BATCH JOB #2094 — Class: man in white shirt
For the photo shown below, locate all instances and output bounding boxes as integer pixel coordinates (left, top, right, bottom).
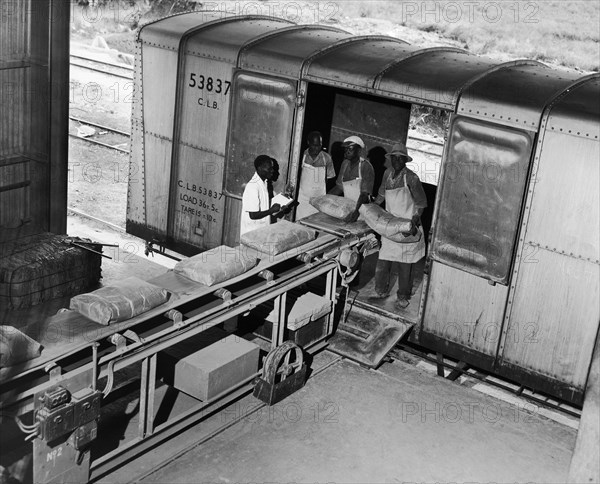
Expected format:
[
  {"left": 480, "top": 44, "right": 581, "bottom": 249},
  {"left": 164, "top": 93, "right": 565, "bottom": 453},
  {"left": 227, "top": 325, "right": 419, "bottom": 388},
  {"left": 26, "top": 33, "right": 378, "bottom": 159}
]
[{"left": 240, "top": 155, "right": 282, "bottom": 236}]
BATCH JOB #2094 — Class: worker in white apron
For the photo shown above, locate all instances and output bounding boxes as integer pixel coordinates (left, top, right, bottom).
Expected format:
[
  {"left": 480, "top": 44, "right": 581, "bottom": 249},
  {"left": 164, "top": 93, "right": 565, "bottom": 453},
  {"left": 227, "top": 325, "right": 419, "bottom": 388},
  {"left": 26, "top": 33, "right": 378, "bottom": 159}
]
[
  {"left": 296, "top": 131, "right": 336, "bottom": 219},
  {"left": 329, "top": 135, "right": 375, "bottom": 221},
  {"left": 371, "top": 143, "right": 427, "bottom": 309}
]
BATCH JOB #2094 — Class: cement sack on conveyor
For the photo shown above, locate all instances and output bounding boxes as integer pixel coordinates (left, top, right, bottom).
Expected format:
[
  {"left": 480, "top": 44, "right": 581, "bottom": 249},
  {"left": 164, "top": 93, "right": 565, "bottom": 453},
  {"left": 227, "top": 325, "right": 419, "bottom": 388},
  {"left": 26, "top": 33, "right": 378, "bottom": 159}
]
[
  {"left": 174, "top": 245, "right": 258, "bottom": 286},
  {"left": 69, "top": 277, "right": 169, "bottom": 325},
  {"left": 240, "top": 220, "right": 316, "bottom": 256},
  {"left": 359, "top": 204, "right": 420, "bottom": 243},
  {"left": 0, "top": 233, "right": 101, "bottom": 309},
  {"left": 0, "top": 326, "right": 42, "bottom": 368},
  {"left": 309, "top": 194, "right": 356, "bottom": 220}
]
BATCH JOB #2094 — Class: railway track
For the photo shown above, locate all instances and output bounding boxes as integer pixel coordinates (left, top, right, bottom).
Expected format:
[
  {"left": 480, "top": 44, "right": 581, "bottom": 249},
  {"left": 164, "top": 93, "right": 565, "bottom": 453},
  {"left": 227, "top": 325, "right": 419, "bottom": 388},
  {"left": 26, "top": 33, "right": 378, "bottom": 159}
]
[
  {"left": 70, "top": 53, "right": 133, "bottom": 80},
  {"left": 69, "top": 115, "right": 130, "bottom": 153}
]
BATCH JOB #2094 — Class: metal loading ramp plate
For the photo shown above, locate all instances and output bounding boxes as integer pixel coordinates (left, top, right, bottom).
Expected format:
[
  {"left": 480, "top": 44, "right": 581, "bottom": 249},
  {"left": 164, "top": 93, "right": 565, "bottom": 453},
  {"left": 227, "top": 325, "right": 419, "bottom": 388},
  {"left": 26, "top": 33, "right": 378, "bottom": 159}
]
[{"left": 328, "top": 302, "right": 412, "bottom": 368}]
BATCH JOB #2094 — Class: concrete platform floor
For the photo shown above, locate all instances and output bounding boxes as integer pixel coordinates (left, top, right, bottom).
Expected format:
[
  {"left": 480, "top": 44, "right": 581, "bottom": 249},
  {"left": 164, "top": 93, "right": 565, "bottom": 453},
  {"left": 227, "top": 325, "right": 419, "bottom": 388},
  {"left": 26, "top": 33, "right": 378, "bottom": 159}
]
[{"left": 102, "top": 354, "right": 577, "bottom": 484}]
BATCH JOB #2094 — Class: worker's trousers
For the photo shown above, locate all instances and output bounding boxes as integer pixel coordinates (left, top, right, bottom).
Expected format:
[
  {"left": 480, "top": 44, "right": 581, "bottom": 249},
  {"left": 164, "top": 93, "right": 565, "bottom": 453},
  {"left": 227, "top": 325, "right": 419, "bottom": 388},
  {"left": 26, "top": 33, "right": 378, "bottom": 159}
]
[{"left": 374, "top": 259, "right": 414, "bottom": 299}]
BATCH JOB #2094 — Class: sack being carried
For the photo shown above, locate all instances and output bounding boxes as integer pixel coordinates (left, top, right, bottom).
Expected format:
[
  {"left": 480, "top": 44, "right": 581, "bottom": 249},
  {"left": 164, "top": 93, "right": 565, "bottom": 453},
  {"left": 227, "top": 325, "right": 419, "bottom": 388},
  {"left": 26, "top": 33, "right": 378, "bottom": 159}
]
[
  {"left": 309, "top": 195, "right": 356, "bottom": 220},
  {"left": 359, "top": 204, "right": 421, "bottom": 243}
]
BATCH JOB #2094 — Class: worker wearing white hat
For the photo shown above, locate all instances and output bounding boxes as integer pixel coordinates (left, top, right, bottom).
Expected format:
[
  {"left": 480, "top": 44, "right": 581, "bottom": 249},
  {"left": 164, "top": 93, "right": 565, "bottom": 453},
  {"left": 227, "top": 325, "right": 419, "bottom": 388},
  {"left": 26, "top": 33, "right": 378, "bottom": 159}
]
[
  {"left": 370, "top": 142, "right": 427, "bottom": 310},
  {"left": 329, "top": 135, "right": 375, "bottom": 221}
]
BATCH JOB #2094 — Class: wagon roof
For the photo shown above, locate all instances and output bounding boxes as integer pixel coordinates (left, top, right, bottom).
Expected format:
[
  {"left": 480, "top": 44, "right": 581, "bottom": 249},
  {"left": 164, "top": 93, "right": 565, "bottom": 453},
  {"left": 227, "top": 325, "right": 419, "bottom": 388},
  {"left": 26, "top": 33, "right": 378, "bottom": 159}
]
[
  {"left": 139, "top": 13, "right": 592, "bottom": 129},
  {"left": 545, "top": 74, "right": 600, "bottom": 140},
  {"left": 138, "top": 12, "right": 293, "bottom": 52}
]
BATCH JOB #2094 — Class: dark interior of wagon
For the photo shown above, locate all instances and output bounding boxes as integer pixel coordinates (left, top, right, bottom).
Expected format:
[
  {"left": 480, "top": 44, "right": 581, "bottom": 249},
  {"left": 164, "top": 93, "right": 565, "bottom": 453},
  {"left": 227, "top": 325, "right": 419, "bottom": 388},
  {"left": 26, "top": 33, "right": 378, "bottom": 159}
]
[{"left": 298, "top": 83, "right": 447, "bottom": 321}]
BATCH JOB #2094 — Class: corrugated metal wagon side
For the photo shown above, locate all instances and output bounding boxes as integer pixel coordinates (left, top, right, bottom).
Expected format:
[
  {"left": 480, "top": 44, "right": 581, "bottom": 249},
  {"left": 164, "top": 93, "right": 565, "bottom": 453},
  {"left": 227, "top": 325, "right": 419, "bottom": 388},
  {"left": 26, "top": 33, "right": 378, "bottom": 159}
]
[
  {"left": 423, "top": 64, "right": 598, "bottom": 403},
  {"left": 126, "top": 13, "right": 296, "bottom": 253},
  {"left": 498, "top": 75, "right": 600, "bottom": 400}
]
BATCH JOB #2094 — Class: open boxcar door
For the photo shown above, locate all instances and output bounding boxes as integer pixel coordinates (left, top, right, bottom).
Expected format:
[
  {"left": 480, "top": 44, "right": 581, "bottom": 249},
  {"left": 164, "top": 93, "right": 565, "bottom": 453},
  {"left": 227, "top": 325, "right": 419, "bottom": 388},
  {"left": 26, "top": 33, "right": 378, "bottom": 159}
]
[{"left": 222, "top": 72, "right": 298, "bottom": 246}]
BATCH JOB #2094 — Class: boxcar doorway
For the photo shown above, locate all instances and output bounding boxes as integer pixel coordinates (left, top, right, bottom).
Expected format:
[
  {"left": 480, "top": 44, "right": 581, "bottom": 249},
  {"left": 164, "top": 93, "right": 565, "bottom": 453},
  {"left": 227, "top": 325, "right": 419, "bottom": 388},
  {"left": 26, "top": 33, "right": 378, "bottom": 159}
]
[{"left": 299, "top": 83, "right": 445, "bottom": 323}]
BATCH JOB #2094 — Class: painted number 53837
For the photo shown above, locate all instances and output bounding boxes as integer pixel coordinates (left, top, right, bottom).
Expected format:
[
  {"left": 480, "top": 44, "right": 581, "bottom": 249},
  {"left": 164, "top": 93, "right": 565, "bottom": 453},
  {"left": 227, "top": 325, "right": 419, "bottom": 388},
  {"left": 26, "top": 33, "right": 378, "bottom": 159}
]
[{"left": 189, "top": 73, "right": 231, "bottom": 95}]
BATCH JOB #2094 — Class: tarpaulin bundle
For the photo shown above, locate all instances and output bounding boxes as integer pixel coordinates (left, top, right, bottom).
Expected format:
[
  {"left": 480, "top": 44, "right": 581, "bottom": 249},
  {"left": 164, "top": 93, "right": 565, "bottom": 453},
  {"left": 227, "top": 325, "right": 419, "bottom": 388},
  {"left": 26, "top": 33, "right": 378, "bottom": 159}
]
[{"left": 0, "top": 233, "right": 102, "bottom": 309}]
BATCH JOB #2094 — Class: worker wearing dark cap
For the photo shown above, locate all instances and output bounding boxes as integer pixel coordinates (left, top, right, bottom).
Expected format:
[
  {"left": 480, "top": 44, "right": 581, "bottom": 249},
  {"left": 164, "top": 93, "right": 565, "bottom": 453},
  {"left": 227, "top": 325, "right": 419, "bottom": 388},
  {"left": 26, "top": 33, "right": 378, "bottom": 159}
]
[
  {"left": 371, "top": 142, "right": 427, "bottom": 309},
  {"left": 329, "top": 135, "right": 375, "bottom": 221}
]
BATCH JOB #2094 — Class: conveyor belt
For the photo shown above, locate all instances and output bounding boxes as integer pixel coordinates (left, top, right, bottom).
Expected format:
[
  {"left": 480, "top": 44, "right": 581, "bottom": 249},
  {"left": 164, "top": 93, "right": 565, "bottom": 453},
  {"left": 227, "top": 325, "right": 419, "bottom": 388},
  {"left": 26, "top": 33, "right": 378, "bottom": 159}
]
[
  {"left": 0, "top": 234, "right": 340, "bottom": 388},
  {"left": 0, "top": 224, "right": 379, "bottom": 484}
]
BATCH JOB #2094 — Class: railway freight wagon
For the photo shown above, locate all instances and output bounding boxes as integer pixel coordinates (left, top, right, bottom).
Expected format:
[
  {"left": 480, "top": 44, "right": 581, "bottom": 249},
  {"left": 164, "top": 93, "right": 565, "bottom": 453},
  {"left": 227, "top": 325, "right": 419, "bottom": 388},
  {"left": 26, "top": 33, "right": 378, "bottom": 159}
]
[{"left": 128, "top": 11, "right": 600, "bottom": 405}]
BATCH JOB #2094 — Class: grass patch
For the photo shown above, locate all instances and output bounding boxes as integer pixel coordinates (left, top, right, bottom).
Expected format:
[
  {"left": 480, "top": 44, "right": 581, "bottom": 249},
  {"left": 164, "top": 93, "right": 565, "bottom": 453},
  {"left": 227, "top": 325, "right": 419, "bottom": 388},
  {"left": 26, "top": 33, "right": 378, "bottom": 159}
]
[
  {"left": 71, "top": 1, "right": 599, "bottom": 71},
  {"left": 334, "top": 0, "right": 599, "bottom": 71}
]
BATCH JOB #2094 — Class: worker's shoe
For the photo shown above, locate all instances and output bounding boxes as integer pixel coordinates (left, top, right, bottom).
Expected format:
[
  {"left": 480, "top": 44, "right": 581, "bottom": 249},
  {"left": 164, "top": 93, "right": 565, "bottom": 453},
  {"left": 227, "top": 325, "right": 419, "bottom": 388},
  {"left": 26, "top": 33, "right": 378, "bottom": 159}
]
[
  {"left": 369, "top": 291, "right": 389, "bottom": 300},
  {"left": 395, "top": 297, "right": 410, "bottom": 309}
]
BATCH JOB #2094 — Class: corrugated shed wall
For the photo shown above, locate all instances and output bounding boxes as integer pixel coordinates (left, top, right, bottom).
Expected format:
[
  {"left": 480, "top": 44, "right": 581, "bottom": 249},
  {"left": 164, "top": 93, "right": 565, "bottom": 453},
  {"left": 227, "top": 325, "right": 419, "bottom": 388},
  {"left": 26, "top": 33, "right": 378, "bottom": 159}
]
[{"left": 0, "top": 0, "right": 30, "bottom": 159}]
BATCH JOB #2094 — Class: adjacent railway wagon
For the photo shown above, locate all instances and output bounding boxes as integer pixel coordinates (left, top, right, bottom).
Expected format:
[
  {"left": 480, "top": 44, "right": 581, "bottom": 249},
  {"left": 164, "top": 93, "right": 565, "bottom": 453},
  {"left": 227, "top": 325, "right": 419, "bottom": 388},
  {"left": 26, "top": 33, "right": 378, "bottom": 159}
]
[{"left": 128, "top": 12, "right": 600, "bottom": 404}]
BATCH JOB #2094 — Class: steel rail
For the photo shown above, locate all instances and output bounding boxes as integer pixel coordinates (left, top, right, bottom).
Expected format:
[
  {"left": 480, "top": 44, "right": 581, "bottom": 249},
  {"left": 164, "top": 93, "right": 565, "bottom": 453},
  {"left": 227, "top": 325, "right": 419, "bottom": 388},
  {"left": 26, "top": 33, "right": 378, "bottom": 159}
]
[
  {"left": 69, "top": 116, "right": 130, "bottom": 137},
  {"left": 68, "top": 132, "right": 129, "bottom": 154},
  {"left": 67, "top": 207, "right": 126, "bottom": 233},
  {"left": 408, "top": 133, "right": 445, "bottom": 147},
  {"left": 70, "top": 53, "right": 133, "bottom": 71},
  {"left": 70, "top": 60, "right": 133, "bottom": 80},
  {"left": 406, "top": 144, "right": 443, "bottom": 158},
  {"left": 393, "top": 344, "right": 582, "bottom": 418}
]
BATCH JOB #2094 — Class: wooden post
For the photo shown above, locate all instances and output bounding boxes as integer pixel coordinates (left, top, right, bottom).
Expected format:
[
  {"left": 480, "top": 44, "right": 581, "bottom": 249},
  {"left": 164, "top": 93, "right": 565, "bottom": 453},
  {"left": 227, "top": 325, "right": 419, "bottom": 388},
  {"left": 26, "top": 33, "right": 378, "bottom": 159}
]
[
  {"left": 568, "top": 330, "right": 600, "bottom": 483},
  {"left": 48, "top": 0, "right": 70, "bottom": 235}
]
